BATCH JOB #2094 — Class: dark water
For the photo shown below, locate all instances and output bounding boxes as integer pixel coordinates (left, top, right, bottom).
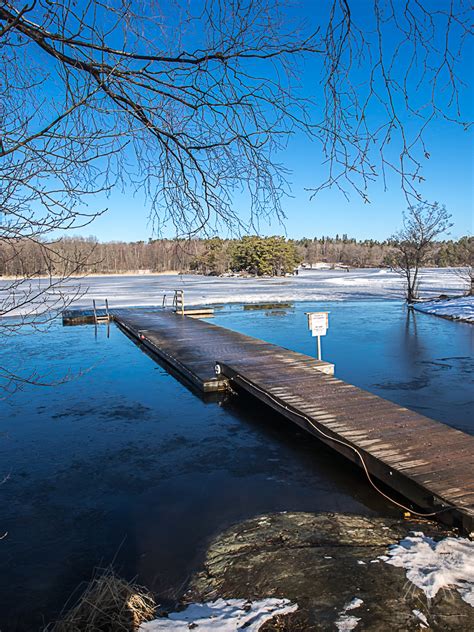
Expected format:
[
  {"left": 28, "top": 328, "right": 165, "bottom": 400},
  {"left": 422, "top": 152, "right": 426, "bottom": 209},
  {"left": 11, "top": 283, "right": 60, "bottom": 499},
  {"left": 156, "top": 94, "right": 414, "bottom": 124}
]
[
  {"left": 213, "top": 301, "right": 474, "bottom": 433},
  {"left": 0, "top": 301, "right": 472, "bottom": 630}
]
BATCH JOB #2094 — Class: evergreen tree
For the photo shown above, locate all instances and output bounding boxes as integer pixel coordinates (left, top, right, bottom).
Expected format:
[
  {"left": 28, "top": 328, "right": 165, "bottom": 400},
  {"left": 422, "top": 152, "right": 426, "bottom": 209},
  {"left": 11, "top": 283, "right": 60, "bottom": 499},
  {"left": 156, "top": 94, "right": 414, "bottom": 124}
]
[{"left": 230, "top": 236, "right": 301, "bottom": 276}]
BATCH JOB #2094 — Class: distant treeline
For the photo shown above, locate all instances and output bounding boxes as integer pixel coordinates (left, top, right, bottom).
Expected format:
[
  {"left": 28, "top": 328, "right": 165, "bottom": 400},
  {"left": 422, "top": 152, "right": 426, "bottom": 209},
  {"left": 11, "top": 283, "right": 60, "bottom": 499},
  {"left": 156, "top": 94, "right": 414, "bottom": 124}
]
[{"left": 0, "top": 234, "right": 472, "bottom": 277}]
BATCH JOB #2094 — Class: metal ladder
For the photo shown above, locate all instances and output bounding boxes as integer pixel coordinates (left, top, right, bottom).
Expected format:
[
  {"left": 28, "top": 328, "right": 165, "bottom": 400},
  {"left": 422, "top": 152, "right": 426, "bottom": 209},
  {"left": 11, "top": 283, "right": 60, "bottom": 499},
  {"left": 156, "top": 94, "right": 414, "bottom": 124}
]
[
  {"left": 92, "top": 299, "right": 110, "bottom": 323},
  {"left": 172, "top": 290, "right": 184, "bottom": 315}
]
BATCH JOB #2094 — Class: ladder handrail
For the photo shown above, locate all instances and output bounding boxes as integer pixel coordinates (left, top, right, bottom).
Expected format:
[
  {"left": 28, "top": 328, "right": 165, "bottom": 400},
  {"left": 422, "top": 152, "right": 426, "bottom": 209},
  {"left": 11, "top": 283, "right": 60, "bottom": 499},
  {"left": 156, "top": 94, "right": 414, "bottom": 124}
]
[
  {"left": 173, "top": 289, "right": 184, "bottom": 315},
  {"left": 93, "top": 299, "right": 110, "bottom": 323}
]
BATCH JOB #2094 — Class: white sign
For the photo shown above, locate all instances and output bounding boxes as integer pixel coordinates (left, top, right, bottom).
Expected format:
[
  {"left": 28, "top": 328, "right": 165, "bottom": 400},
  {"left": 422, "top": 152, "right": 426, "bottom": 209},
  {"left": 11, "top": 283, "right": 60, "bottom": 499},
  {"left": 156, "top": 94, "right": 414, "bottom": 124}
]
[{"left": 307, "top": 312, "right": 329, "bottom": 337}]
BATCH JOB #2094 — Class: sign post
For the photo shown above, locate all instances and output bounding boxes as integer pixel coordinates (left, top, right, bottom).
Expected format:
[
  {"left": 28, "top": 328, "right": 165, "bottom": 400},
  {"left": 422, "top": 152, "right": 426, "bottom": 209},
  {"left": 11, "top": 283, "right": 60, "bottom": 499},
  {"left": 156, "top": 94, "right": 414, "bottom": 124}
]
[{"left": 305, "top": 312, "right": 329, "bottom": 360}]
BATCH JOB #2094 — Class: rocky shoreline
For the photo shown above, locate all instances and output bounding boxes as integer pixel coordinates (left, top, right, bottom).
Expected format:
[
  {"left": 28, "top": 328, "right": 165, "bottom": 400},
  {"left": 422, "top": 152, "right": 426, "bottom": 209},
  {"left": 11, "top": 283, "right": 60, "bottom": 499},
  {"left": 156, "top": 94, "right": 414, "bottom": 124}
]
[{"left": 182, "top": 512, "right": 472, "bottom": 631}]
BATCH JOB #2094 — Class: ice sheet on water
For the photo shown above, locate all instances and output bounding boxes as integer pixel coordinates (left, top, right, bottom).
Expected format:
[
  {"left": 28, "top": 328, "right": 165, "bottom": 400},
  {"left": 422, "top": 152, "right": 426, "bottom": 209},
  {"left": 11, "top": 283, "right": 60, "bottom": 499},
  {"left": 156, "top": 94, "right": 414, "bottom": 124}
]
[
  {"left": 413, "top": 296, "right": 474, "bottom": 323},
  {"left": 0, "top": 268, "right": 466, "bottom": 316}
]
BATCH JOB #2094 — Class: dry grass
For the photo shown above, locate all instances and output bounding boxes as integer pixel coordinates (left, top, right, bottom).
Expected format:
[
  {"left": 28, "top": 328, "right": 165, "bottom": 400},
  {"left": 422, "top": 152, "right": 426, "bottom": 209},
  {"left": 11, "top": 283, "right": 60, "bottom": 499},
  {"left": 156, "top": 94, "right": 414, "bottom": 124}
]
[{"left": 47, "top": 569, "right": 156, "bottom": 632}]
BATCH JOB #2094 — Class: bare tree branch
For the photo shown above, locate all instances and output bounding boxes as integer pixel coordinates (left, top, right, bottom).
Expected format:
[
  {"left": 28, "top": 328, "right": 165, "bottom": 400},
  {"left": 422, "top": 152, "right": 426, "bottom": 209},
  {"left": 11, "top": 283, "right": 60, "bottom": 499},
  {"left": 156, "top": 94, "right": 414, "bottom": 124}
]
[
  {"left": 387, "top": 202, "right": 453, "bottom": 302},
  {"left": 0, "top": 0, "right": 471, "bottom": 390}
]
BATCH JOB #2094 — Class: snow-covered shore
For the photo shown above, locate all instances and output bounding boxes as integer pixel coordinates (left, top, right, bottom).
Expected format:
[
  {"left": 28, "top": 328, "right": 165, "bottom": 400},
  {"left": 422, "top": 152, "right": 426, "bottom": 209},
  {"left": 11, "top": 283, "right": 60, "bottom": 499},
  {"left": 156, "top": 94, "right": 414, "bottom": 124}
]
[
  {"left": 138, "top": 525, "right": 474, "bottom": 631},
  {"left": 0, "top": 268, "right": 468, "bottom": 317},
  {"left": 413, "top": 296, "right": 474, "bottom": 323}
]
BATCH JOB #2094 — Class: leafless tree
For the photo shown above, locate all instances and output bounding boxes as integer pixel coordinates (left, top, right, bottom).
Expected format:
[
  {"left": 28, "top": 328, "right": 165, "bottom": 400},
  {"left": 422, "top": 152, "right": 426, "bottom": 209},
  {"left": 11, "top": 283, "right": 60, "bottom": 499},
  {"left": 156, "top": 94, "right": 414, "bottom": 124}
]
[
  {"left": 454, "top": 237, "right": 474, "bottom": 295},
  {"left": 311, "top": 0, "right": 472, "bottom": 204},
  {"left": 388, "top": 202, "right": 452, "bottom": 302},
  {"left": 459, "top": 267, "right": 474, "bottom": 296},
  {"left": 0, "top": 0, "right": 471, "bottom": 389},
  {"left": 0, "top": 0, "right": 319, "bottom": 389}
]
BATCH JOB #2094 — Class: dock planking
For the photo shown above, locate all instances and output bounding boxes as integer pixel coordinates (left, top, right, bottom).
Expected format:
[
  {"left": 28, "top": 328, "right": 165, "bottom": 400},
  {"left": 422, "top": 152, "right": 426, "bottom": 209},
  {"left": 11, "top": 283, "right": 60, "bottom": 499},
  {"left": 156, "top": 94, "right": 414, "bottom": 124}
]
[
  {"left": 112, "top": 308, "right": 335, "bottom": 390},
  {"left": 66, "top": 307, "right": 474, "bottom": 533}
]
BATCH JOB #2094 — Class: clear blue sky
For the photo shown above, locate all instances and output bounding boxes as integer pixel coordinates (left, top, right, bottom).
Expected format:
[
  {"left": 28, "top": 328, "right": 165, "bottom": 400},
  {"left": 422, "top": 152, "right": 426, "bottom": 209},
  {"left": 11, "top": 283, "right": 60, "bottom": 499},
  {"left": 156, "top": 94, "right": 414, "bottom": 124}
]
[{"left": 73, "top": 1, "right": 473, "bottom": 243}]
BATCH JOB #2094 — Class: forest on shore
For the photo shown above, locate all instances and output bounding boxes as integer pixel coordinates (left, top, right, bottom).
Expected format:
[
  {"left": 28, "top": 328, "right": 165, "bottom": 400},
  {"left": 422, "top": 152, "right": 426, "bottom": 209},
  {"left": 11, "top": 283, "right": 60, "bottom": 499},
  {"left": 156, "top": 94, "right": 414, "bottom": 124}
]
[{"left": 0, "top": 234, "right": 472, "bottom": 278}]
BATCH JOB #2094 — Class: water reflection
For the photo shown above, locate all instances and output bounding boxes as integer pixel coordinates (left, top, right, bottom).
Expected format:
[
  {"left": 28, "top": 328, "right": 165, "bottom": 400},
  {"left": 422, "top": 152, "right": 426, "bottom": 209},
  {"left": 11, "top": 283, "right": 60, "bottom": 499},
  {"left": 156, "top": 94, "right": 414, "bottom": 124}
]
[
  {"left": 213, "top": 300, "right": 473, "bottom": 433},
  {"left": 0, "top": 301, "right": 472, "bottom": 629}
]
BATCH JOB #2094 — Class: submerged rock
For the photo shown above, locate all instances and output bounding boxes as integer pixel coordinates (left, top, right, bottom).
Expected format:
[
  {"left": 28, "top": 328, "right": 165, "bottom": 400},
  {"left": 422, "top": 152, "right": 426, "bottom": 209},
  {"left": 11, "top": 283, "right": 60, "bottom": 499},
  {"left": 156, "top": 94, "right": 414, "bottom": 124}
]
[{"left": 184, "top": 512, "right": 472, "bottom": 631}]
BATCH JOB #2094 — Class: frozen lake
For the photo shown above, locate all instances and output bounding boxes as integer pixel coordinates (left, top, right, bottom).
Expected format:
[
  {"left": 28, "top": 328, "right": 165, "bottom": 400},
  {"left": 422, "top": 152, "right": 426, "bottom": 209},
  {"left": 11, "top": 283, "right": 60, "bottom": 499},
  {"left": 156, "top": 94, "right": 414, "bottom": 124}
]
[
  {"left": 0, "top": 298, "right": 472, "bottom": 629},
  {"left": 0, "top": 267, "right": 467, "bottom": 316}
]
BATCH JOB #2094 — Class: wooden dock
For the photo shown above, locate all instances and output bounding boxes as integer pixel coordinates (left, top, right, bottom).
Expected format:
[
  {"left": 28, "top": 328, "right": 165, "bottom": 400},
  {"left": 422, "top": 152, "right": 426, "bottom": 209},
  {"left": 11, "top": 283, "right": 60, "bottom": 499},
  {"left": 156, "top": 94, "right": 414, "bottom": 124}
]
[
  {"left": 112, "top": 308, "right": 334, "bottom": 392},
  {"left": 65, "top": 307, "right": 474, "bottom": 533}
]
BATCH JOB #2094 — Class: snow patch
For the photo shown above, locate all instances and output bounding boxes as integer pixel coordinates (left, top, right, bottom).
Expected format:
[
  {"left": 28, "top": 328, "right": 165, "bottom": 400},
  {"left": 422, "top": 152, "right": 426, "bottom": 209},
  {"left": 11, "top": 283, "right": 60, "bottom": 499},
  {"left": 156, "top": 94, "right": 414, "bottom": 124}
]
[
  {"left": 344, "top": 598, "right": 364, "bottom": 611},
  {"left": 412, "top": 609, "right": 429, "bottom": 628},
  {"left": 413, "top": 296, "right": 474, "bottom": 323},
  {"left": 335, "top": 597, "right": 363, "bottom": 631},
  {"left": 378, "top": 532, "right": 474, "bottom": 605},
  {"left": 139, "top": 598, "right": 298, "bottom": 631},
  {"left": 335, "top": 615, "right": 360, "bottom": 632}
]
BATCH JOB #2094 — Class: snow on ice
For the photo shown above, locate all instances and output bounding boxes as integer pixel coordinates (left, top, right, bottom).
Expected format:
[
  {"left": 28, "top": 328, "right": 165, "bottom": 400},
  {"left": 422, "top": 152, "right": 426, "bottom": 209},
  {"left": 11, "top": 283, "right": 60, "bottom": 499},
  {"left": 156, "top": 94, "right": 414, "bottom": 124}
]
[
  {"left": 413, "top": 296, "right": 474, "bottom": 323},
  {"left": 0, "top": 268, "right": 467, "bottom": 316}
]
